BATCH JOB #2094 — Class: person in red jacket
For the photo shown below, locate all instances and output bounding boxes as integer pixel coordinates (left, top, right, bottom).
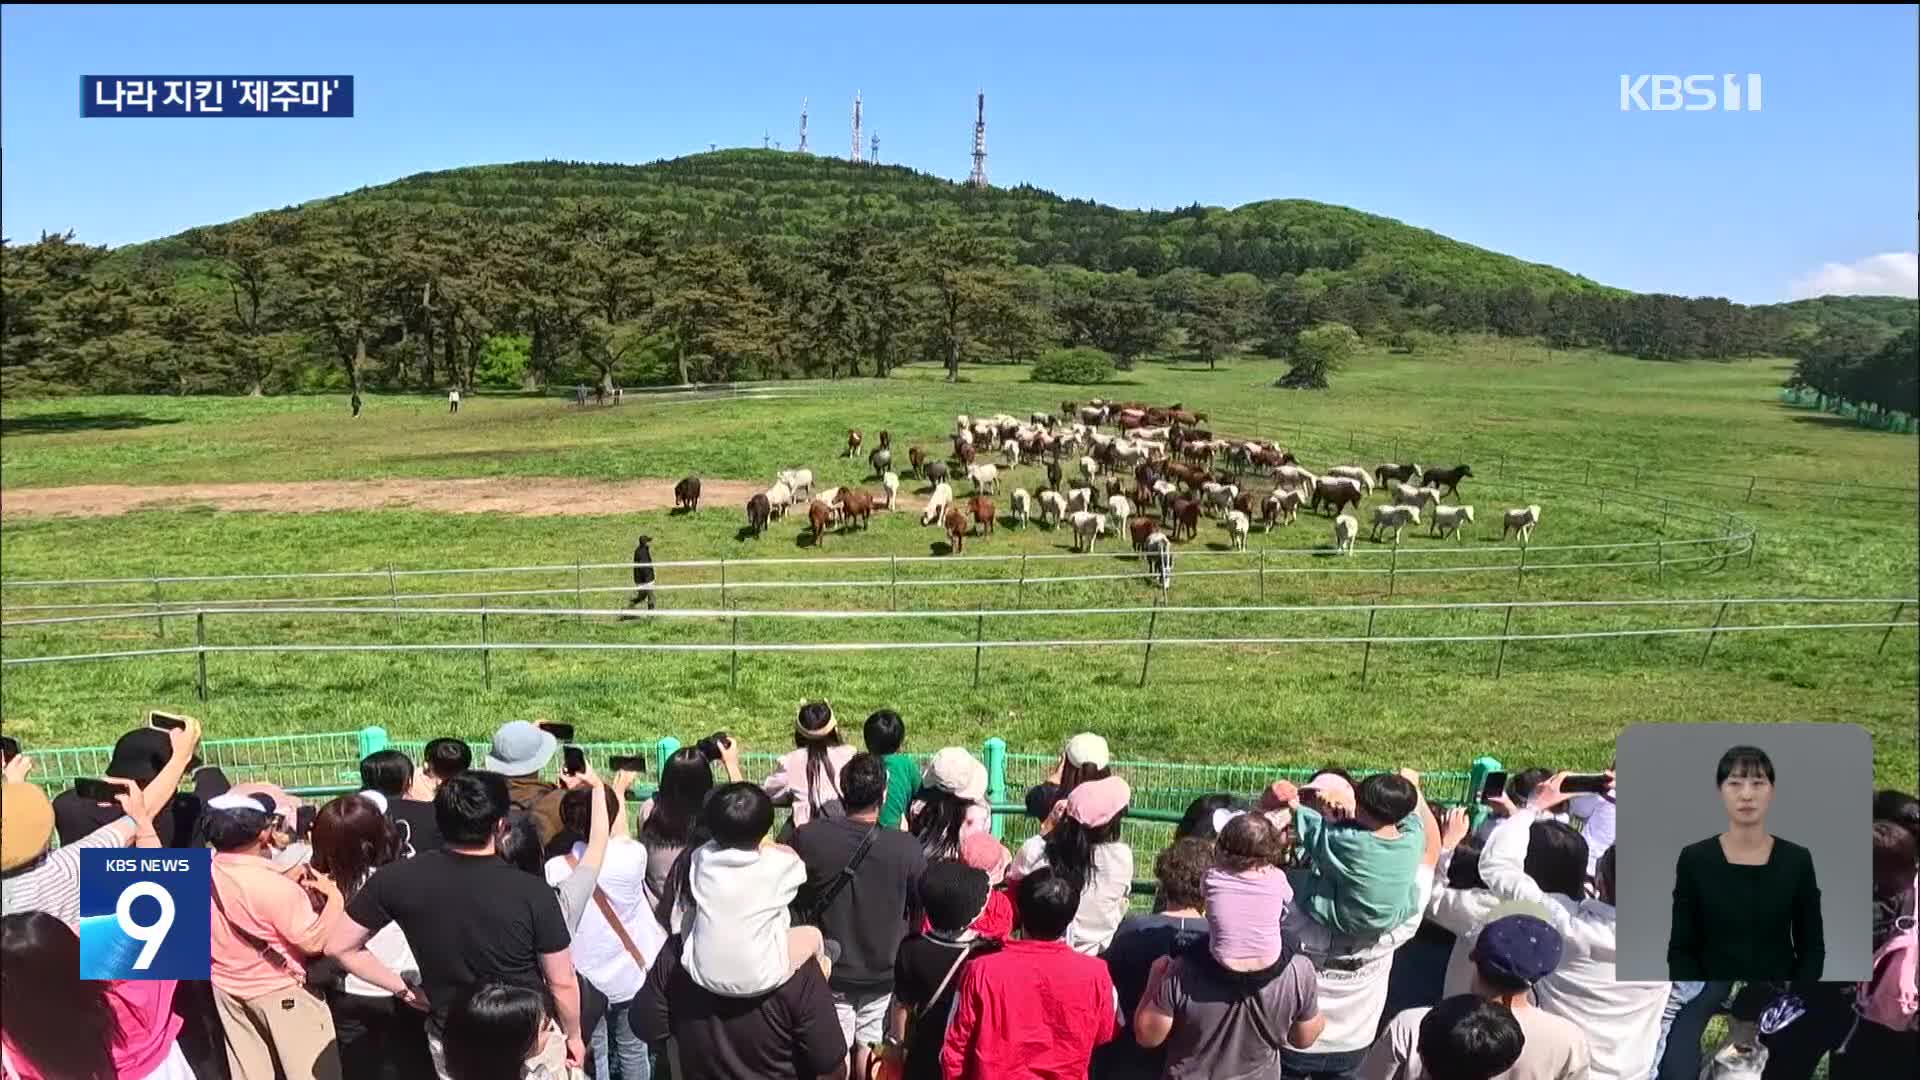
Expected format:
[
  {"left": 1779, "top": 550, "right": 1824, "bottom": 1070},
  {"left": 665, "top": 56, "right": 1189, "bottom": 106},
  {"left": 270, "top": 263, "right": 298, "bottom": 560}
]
[{"left": 939, "top": 868, "right": 1119, "bottom": 1080}]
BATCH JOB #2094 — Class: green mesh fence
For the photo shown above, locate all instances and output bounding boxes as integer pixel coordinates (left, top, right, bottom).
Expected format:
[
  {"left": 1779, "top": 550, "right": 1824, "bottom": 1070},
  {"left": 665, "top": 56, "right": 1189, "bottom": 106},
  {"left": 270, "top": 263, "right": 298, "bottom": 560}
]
[{"left": 21, "top": 728, "right": 1492, "bottom": 895}]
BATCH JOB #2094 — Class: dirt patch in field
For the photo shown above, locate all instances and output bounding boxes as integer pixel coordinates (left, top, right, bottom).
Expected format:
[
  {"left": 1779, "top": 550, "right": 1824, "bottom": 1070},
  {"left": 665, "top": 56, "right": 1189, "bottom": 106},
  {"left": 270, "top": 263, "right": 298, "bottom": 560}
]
[{"left": 0, "top": 478, "right": 919, "bottom": 519}]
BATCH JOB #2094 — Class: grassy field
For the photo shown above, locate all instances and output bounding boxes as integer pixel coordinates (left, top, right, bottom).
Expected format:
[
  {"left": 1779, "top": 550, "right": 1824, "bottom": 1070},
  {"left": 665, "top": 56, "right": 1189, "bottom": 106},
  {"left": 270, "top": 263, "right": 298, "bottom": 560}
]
[{"left": 2, "top": 341, "right": 1915, "bottom": 787}]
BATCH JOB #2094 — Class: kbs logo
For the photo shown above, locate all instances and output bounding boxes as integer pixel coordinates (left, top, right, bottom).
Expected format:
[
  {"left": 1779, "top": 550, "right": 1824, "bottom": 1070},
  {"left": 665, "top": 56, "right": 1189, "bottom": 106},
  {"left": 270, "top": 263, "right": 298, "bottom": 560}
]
[
  {"left": 78, "top": 849, "right": 211, "bottom": 979},
  {"left": 1620, "top": 74, "right": 1763, "bottom": 112}
]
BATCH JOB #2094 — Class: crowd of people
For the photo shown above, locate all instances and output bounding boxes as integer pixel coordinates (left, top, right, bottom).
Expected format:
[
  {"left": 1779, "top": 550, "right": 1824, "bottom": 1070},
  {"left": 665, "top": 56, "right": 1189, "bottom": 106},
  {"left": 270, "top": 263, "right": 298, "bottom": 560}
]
[{"left": 0, "top": 711, "right": 1915, "bottom": 1080}]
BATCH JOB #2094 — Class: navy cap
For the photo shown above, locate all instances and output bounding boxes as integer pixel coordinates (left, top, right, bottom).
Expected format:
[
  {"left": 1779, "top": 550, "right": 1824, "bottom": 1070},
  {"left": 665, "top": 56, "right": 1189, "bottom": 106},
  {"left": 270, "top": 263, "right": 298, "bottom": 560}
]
[{"left": 1475, "top": 913, "right": 1564, "bottom": 985}]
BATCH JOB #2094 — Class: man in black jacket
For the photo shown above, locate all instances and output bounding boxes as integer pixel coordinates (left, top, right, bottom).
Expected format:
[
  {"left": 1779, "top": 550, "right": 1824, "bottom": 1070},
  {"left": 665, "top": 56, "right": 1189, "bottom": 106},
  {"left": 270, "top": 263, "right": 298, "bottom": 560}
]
[{"left": 627, "top": 535, "right": 656, "bottom": 611}]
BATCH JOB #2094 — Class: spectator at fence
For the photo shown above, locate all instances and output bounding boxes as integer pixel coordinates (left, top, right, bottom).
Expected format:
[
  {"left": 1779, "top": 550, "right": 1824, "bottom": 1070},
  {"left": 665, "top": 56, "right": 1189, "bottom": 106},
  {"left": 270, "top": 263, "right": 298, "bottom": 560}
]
[
  {"left": 1007, "top": 776, "right": 1134, "bottom": 955},
  {"left": 1821, "top": 816, "right": 1920, "bottom": 1079},
  {"left": 2, "top": 718, "right": 198, "bottom": 926},
  {"left": 793, "top": 752, "right": 928, "bottom": 1077},
  {"left": 309, "top": 793, "right": 433, "bottom": 1080},
  {"left": 907, "top": 748, "right": 991, "bottom": 860},
  {"left": 362, "top": 750, "right": 442, "bottom": 856},
  {"left": 1480, "top": 774, "right": 1664, "bottom": 1080},
  {"left": 1406, "top": 995, "right": 1526, "bottom": 1080},
  {"left": 544, "top": 777, "right": 658, "bottom": 1080},
  {"left": 328, "top": 771, "right": 585, "bottom": 1077},
  {"left": 1206, "top": 812, "right": 1294, "bottom": 972},
  {"left": 1278, "top": 771, "right": 1427, "bottom": 938},
  {"left": 1430, "top": 812, "right": 1587, "bottom": 1000},
  {"left": 940, "top": 868, "right": 1118, "bottom": 1079},
  {"left": 1094, "top": 837, "right": 1213, "bottom": 1080},
  {"left": 1361, "top": 910, "right": 1588, "bottom": 1080},
  {"left": 206, "top": 792, "right": 347, "bottom": 1080},
  {"left": 765, "top": 702, "right": 856, "bottom": 831},
  {"left": 885, "top": 862, "right": 1001, "bottom": 1080},
  {"left": 906, "top": 831, "right": 1015, "bottom": 944},
  {"left": 53, "top": 722, "right": 225, "bottom": 849},
  {"left": 864, "top": 710, "right": 919, "bottom": 830},
  {"left": 423, "top": 739, "right": 472, "bottom": 784},
  {"left": 681, "top": 782, "right": 826, "bottom": 998},
  {"left": 629, "top": 930, "right": 848, "bottom": 1080},
  {"left": 483, "top": 722, "right": 569, "bottom": 851},
  {"left": 1277, "top": 770, "right": 1441, "bottom": 1080},
  {"left": 1132, "top": 846, "right": 1324, "bottom": 1078},
  {"left": 1564, "top": 765, "right": 1615, "bottom": 879},
  {"left": 639, "top": 746, "right": 721, "bottom": 934},
  {"left": 1175, "top": 794, "right": 1245, "bottom": 842},
  {"left": 1, "top": 910, "right": 197, "bottom": 1080},
  {"left": 440, "top": 983, "right": 576, "bottom": 1080}
]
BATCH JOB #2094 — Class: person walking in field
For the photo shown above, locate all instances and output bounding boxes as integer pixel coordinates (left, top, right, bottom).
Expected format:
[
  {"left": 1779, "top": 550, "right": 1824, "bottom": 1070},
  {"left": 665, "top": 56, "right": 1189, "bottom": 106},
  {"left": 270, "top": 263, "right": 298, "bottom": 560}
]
[
  {"left": 627, "top": 536, "right": 656, "bottom": 612},
  {"left": 448, "top": 388, "right": 460, "bottom": 414},
  {"left": 352, "top": 392, "right": 363, "bottom": 418}
]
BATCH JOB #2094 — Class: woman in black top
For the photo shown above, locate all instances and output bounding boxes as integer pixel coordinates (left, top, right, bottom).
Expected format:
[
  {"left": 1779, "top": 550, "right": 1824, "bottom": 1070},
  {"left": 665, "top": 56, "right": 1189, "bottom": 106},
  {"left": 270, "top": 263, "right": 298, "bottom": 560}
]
[{"left": 1668, "top": 745, "right": 1824, "bottom": 981}]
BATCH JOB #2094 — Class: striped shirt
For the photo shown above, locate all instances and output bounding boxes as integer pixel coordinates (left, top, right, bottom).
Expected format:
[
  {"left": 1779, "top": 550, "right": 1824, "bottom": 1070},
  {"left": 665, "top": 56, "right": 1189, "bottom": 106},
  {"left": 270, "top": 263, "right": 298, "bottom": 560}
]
[{"left": 0, "top": 817, "right": 136, "bottom": 927}]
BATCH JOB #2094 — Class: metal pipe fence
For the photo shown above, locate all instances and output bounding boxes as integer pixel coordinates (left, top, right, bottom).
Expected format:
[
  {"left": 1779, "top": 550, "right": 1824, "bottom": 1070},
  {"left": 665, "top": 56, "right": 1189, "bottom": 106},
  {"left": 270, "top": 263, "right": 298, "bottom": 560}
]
[{"left": 3, "top": 596, "right": 1911, "bottom": 697}]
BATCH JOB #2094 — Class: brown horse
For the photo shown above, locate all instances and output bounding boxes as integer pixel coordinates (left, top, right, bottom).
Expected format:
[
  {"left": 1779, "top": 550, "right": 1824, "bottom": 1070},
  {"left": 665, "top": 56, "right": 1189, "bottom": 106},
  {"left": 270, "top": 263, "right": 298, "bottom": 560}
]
[
  {"left": 845, "top": 429, "right": 863, "bottom": 458},
  {"left": 970, "top": 495, "right": 996, "bottom": 536},
  {"left": 808, "top": 500, "right": 832, "bottom": 546},
  {"left": 908, "top": 446, "right": 927, "bottom": 478},
  {"left": 1171, "top": 498, "right": 1202, "bottom": 542},
  {"left": 836, "top": 489, "right": 875, "bottom": 530},
  {"left": 943, "top": 508, "right": 969, "bottom": 554}
]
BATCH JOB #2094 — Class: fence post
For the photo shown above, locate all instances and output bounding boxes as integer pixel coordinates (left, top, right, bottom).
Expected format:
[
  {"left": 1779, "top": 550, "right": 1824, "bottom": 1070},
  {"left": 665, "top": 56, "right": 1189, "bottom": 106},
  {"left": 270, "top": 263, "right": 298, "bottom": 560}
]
[
  {"left": 357, "top": 726, "right": 390, "bottom": 759},
  {"left": 729, "top": 617, "right": 740, "bottom": 689},
  {"left": 653, "top": 736, "right": 681, "bottom": 775},
  {"left": 1360, "top": 606, "right": 1378, "bottom": 684},
  {"left": 719, "top": 559, "right": 728, "bottom": 611},
  {"left": 1516, "top": 542, "right": 1527, "bottom": 584},
  {"left": 1258, "top": 549, "right": 1267, "bottom": 602},
  {"left": 1467, "top": 756, "right": 1503, "bottom": 830},
  {"left": 1017, "top": 554, "right": 1028, "bottom": 610},
  {"left": 972, "top": 611, "right": 986, "bottom": 689},
  {"left": 1879, "top": 602, "right": 1909, "bottom": 656},
  {"left": 1745, "top": 476, "right": 1757, "bottom": 503},
  {"left": 1494, "top": 604, "right": 1515, "bottom": 679},
  {"left": 574, "top": 561, "right": 583, "bottom": 622},
  {"left": 1746, "top": 530, "right": 1757, "bottom": 569},
  {"left": 983, "top": 737, "right": 1008, "bottom": 840},
  {"left": 1138, "top": 606, "right": 1160, "bottom": 688},
  {"left": 1389, "top": 544, "right": 1399, "bottom": 597},
  {"left": 1700, "top": 601, "right": 1731, "bottom": 666},
  {"left": 889, "top": 557, "right": 898, "bottom": 612},
  {"left": 1657, "top": 541, "right": 1665, "bottom": 583},
  {"left": 480, "top": 601, "right": 491, "bottom": 691},
  {"left": 151, "top": 578, "right": 165, "bottom": 638},
  {"left": 388, "top": 565, "right": 398, "bottom": 625},
  {"left": 194, "top": 611, "right": 208, "bottom": 703}
]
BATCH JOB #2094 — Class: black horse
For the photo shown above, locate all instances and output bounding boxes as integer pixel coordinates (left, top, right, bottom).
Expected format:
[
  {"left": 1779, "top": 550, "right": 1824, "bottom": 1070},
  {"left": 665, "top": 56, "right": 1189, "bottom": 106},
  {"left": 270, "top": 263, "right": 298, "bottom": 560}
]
[{"left": 1417, "top": 464, "right": 1474, "bottom": 501}]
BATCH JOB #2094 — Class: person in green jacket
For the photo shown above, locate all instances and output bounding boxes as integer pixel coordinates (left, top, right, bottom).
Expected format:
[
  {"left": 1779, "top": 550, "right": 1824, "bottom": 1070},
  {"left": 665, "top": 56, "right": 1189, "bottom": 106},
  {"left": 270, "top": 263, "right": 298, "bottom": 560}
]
[{"left": 865, "top": 710, "right": 920, "bottom": 831}]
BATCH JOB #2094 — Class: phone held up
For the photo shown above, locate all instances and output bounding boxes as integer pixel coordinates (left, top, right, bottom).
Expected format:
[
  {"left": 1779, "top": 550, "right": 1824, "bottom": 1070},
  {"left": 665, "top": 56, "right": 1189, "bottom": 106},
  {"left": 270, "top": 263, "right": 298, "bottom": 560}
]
[
  {"left": 147, "top": 710, "right": 189, "bottom": 731},
  {"left": 1477, "top": 771, "right": 1508, "bottom": 804},
  {"left": 73, "top": 777, "right": 120, "bottom": 802},
  {"left": 608, "top": 755, "right": 648, "bottom": 774}
]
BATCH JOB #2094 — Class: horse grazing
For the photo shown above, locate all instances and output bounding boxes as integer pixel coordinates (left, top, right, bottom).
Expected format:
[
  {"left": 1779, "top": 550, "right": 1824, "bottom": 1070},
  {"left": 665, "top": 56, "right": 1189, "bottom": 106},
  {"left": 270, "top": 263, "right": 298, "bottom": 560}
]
[
  {"left": 868, "top": 447, "right": 892, "bottom": 479},
  {"left": 673, "top": 475, "right": 702, "bottom": 512},
  {"left": 877, "top": 429, "right": 892, "bottom": 452},
  {"left": 1418, "top": 464, "right": 1473, "bottom": 500},
  {"left": 955, "top": 442, "right": 977, "bottom": 468},
  {"left": 1046, "top": 459, "right": 1064, "bottom": 491},
  {"left": 808, "top": 500, "right": 833, "bottom": 546},
  {"left": 944, "top": 508, "right": 970, "bottom": 553},
  {"left": 908, "top": 446, "right": 927, "bottom": 478},
  {"left": 746, "top": 493, "right": 771, "bottom": 537},
  {"left": 845, "top": 429, "right": 863, "bottom": 458},
  {"left": 923, "top": 460, "right": 950, "bottom": 487},
  {"left": 1128, "top": 515, "right": 1159, "bottom": 551},
  {"left": 969, "top": 495, "right": 996, "bottom": 537}
]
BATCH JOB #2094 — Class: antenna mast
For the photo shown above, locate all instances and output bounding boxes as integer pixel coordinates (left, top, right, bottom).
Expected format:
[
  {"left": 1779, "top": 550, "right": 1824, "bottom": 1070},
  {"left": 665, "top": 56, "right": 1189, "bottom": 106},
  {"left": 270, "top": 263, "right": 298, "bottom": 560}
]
[
  {"left": 851, "top": 91, "right": 863, "bottom": 162},
  {"left": 968, "top": 89, "right": 988, "bottom": 188},
  {"left": 798, "top": 97, "right": 810, "bottom": 154}
]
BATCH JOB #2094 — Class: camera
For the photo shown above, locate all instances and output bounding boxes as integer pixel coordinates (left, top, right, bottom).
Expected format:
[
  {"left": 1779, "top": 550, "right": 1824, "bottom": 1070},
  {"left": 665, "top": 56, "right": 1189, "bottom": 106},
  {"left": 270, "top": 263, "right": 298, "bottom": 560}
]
[{"left": 695, "top": 731, "right": 732, "bottom": 762}]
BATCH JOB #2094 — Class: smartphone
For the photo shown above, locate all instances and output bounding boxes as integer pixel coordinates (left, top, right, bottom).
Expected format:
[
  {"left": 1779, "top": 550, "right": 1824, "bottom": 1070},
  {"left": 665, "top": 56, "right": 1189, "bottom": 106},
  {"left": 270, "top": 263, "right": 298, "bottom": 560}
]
[
  {"left": 562, "top": 746, "right": 586, "bottom": 775},
  {"left": 608, "top": 755, "right": 648, "bottom": 774},
  {"left": 539, "top": 722, "right": 575, "bottom": 743},
  {"left": 1561, "top": 773, "right": 1612, "bottom": 796},
  {"left": 147, "top": 711, "right": 189, "bottom": 731},
  {"left": 73, "top": 777, "right": 120, "bottom": 802},
  {"left": 1477, "top": 771, "right": 1508, "bottom": 803}
]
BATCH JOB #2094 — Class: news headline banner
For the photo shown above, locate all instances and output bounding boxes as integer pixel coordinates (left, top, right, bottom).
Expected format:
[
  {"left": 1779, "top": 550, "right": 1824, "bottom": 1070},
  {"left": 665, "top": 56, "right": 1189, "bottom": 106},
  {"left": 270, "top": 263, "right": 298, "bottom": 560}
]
[
  {"left": 82, "top": 77, "right": 352, "bottom": 117},
  {"left": 78, "top": 849, "right": 211, "bottom": 979}
]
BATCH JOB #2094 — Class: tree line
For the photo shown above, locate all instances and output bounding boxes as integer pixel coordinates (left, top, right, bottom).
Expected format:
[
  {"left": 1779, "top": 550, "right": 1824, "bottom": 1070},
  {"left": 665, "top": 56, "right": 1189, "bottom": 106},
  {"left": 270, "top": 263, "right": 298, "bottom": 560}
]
[{"left": 2, "top": 191, "right": 1908, "bottom": 400}]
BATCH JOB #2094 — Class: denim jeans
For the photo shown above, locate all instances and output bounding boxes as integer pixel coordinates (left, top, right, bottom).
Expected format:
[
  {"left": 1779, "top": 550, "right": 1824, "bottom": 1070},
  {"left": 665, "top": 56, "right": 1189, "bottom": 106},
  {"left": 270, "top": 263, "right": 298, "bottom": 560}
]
[
  {"left": 589, "top": 1000, "right": 652, "bottom": 1080},
  {"left": 1280, "top": 1045, "right": 1369, "bottom": 1080},
  {"left": 1654, "top": 981, "right": 1731, "bottom": 1080}
]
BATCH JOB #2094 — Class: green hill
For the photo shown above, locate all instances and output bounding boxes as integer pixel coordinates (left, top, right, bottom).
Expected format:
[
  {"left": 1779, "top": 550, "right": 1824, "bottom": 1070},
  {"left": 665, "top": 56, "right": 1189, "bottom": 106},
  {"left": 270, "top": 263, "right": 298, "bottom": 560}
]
[{"left": 120, "top": 149, "right": 1615, "bottom": 296}]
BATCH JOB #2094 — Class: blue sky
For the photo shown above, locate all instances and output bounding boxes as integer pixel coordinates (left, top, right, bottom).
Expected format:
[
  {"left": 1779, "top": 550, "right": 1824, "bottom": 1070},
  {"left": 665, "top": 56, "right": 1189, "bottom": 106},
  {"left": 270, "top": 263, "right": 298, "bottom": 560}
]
[{"left": 2, "top": 4, "right": 1914, "bottom": 305}]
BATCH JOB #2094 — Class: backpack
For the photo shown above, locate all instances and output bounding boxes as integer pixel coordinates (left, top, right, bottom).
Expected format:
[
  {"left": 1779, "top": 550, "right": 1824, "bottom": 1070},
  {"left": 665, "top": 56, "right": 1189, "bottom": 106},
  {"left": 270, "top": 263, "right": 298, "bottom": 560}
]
[{"left": 1855, "top": 874, "right": 1918, "bottom": 1032}]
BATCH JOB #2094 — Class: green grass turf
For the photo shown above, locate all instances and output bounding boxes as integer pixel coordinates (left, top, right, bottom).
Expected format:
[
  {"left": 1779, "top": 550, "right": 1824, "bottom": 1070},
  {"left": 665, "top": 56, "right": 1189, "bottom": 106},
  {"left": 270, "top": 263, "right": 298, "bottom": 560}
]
[{"left": 2, "top": 342, "right": 1915, "bottom": 787}]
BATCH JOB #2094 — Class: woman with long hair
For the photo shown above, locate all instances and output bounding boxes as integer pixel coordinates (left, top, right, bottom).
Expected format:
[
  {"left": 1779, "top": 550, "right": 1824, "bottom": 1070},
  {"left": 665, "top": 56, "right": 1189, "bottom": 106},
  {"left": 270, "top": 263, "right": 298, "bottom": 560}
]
[
  {"left": 1006, "top": 775, "right": 1134, "bottom": 955},
  {"left": 440, "top": 984, "right": 577, "bottom": 1080},
  {"left": 906, "top": 747, "right": 991, "bottom": 860},
  {"left": 310, "top": 793, "right": 433, "bottom": 1080},
  {"left": 763, "top": 701, "right": 855, "bottom": 829},
  {"left": 1, "top": 911, "right": 194, "bottom": 1079},
  {"left": 639, "top": 747, "right": 715, "bottom": 925}
]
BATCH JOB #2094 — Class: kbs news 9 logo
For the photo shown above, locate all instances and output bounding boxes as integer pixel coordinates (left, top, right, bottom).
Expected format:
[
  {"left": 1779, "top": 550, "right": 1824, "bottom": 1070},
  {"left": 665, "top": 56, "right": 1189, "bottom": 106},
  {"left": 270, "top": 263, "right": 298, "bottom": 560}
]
[{"left": 78, "top": 849, "right": 211, "bottom": 979}]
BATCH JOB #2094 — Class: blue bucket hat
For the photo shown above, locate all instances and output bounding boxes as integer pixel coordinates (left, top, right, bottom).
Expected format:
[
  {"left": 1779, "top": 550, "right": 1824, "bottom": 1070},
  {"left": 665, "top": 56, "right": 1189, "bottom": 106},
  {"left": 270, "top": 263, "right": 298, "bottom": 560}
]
[{"left": 484, "top": 721, "right": 558, "bottom": 777}]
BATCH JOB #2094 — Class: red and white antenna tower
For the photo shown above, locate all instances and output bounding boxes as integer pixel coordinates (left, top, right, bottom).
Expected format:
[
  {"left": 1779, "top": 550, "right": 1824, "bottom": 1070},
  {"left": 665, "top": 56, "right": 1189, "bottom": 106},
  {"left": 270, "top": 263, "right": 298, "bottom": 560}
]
[
  {"left": 798, "top": 97, "right": 810, "bottom": 154},
  {"left": 968, "top": 89, "right": 988, "bottom": 188}
]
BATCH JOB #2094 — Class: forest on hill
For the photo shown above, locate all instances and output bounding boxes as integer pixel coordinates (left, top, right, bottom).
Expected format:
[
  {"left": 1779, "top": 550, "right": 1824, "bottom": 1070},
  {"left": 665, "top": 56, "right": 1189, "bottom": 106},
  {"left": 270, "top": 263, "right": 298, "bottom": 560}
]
[{"left": 3, "top": 150, "right": 1913, "bottom": 419}]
